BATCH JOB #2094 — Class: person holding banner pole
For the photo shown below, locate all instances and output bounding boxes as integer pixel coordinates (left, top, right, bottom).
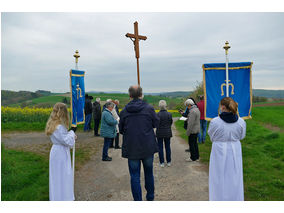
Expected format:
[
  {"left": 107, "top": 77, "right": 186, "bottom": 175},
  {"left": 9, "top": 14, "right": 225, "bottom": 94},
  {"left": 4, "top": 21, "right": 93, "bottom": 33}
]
[
  {"left": 208, "top": 97, "right": 246, "bottom": 201},
  {"left": 46, "top": 103, "right": 77, "bottom": 201}
]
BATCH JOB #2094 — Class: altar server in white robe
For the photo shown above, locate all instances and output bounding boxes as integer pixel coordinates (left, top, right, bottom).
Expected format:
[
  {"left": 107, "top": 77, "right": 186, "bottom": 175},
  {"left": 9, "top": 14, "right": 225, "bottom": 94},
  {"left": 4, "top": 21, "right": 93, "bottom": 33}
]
[
  {"left": 45, "top": 103, "right": 77, "bottom": 201},
  {"left": 208, "top": 97, "right": 246, "bottom": 201}
]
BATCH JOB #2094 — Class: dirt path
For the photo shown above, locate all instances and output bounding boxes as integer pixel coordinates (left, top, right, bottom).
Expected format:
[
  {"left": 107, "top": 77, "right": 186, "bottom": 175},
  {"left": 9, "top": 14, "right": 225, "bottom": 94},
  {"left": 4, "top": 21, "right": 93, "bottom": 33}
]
[
  {"left": 2, "top": 119, "right": 209, "bottom": 201},
  {"left": 74, "top": 119, "right": 208, "bottom": 201}
]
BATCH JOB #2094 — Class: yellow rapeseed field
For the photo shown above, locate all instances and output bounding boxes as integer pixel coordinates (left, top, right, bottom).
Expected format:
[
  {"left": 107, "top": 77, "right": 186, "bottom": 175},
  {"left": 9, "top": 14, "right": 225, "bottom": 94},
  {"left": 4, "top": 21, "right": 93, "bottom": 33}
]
[
  {"left": 1, "top": 106, "right": 179, "bottom": 123},
  {"left": 1, "top": 106, "right": 53, "bottom": 123}
]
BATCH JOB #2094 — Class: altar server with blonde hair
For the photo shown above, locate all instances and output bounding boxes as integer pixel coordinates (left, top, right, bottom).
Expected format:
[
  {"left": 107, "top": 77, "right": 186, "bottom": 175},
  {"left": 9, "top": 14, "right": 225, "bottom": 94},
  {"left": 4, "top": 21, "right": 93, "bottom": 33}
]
[
  {"left": 208, "top": 97, "right": 246, "bottom": 201},
  {"left": 45, "top": 102, "right": 77, "bottom": 201}
]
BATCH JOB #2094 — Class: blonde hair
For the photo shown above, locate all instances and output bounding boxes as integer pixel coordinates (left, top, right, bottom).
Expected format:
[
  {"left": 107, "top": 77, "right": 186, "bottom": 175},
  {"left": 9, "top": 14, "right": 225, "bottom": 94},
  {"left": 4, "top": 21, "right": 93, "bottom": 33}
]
[
  {"left": 159, "top": 100, "right": 167, "bottom": 110},
  {"left": 45, "top": 102, "right": 70, "bottom": 136},
  {"left": 220, "top": 97, "right": 238, "bottom": 114}
]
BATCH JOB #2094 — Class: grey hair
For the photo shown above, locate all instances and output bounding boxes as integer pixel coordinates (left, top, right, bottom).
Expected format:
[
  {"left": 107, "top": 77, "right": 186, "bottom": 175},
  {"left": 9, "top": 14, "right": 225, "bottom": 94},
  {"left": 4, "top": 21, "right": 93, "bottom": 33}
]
[
  {"left": 105, "top": 101, "right": 114, "bottom": 108},
  {"left": 159, "top": 100, "right": 167, "bottom": 110},
  {"left": 106, "top": 99, "right": 112, "bottom": 103},
  {"left": 115, "top": 99, "right": 119, "bottom": 104},
  {"left": 96, "top": 97, "right": 101, "bottom": 102},
  {"left": 185, "top": 99, "right": 194, "bottom": 106}
]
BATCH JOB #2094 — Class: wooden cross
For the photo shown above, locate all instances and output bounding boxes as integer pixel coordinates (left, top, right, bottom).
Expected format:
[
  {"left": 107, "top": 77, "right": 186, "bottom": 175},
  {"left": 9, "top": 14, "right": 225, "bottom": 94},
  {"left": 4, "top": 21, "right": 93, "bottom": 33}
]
[{"left": 125, "top": 21, "right": 147, "bottom": 85}]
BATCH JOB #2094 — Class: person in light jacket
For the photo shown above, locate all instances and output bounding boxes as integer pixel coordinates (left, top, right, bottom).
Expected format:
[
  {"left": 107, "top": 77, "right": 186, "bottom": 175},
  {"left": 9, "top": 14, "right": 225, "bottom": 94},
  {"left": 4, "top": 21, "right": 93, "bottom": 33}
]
[
  {"left": 208, "top": 97, "right": 246, "bottom": 201},
  {"left": 156, "top": 100, "right": 173, "bottom": 167},
  {"left": 46, "top": 102, "right": 77, "bottom": 201},
  {"left": 185, "top": 99, "right": 200, "bottom": 162},
  {"left": 100, "top": 101, "right": 118, "bottom": 161}
]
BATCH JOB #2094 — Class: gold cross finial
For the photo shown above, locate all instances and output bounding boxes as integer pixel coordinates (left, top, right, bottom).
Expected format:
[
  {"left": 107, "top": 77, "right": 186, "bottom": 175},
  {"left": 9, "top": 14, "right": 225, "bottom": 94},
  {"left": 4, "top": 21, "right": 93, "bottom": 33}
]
[
  {"left": 73, "top": 50, "right": 80, "bottom": 63},
  {"left": 223, "top": 41, "right": 231, "bottom": 55}
]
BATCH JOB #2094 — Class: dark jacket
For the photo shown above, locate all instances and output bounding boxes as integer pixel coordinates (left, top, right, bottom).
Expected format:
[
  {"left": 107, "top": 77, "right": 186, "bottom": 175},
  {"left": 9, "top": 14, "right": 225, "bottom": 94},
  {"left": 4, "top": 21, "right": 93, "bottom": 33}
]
[
  {"left": 92, "top": 101, "right": 101, "bottom": 120},
  {"left": 156, "top": 110, "right": 173, "bottom": 138},
  {"left": 119, "top": 99, "right": 160, "bottom": 160},
  {"left": 84, "top": 98, "right": 93, "bottom": 115}
]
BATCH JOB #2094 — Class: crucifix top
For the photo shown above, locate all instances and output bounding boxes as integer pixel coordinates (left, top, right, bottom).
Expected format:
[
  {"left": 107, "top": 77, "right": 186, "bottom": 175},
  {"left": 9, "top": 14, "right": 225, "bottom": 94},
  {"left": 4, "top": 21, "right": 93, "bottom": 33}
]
[{"left": 125, "top": 21, "right": 147, "bottom": 59}]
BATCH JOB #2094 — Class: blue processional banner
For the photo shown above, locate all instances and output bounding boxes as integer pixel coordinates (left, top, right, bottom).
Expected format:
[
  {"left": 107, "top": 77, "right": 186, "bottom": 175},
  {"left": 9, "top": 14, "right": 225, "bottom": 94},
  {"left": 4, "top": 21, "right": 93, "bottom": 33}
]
[
  {"left": 70, "top": 69, "right": 85, "bottom": 127},
  {"left": 203, "top": 62, "right": 253, "bottom": 120}
]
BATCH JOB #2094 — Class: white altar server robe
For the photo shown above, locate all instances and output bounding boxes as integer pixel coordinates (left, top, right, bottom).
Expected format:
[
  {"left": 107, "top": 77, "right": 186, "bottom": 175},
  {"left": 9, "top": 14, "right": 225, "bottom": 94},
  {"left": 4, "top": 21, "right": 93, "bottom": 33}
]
[
  {"left": 208, "top": 117, "right": 246, "bottom": 201},
  {"left": 49, "top": 125, "right": 76, "bottom": 201}
]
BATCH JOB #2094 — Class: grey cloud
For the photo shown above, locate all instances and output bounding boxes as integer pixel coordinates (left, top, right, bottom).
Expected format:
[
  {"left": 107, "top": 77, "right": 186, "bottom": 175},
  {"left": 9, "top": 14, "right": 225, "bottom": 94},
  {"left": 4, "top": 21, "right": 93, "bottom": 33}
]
[{"left": 1, "top": 12, "right": 284, "bottom": 93}]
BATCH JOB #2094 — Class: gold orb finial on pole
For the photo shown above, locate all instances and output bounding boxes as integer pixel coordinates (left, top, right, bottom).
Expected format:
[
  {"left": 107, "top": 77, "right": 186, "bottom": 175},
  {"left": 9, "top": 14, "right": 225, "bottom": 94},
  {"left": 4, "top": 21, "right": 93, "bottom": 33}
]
[{"left": 223, "top": 41, "right": 231, "bottom": 55}]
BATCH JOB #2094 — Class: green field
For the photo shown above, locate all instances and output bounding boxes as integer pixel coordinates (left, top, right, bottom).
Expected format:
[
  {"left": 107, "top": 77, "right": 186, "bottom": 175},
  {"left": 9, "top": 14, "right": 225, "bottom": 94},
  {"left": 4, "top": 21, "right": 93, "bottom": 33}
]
[
  {"left": 175, "top": 105, "right": 284, "bottom": 201},
  {"left": 252, "top": 106, "right": 284, "bottom": 128},
  {"left": 8, "top": 92, "right": 185, "bottom": 110},
  {"left": 1, "top": 145, "right": 49, "bottom": 201}
]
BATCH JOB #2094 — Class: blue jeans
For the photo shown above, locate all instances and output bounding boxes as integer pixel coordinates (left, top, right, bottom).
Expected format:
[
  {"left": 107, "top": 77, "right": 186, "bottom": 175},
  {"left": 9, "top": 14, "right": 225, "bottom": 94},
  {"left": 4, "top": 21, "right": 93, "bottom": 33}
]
[
  {"left": 157, "top": 138, "right": 171, "bottom": 164},
  {"left": 84, "top": 114, "right": 92, "bottom": 131},
  {"left": 198, "top": 119, "right": 207, "bottom": 143},
  {"left": 102, "top": 137, "right": 112, "bottom": 160},
  {"left": 128, "top": 156, "right": 154, "bottom": 201}
]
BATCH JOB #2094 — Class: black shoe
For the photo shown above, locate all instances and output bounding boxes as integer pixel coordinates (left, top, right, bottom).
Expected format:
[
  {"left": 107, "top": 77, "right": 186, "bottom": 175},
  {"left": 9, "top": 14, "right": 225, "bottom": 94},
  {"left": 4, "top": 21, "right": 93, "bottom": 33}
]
[
  {"left": 115, "top": 146, "right": 121, "bottom": 149},
  {"left": 185, "top": 149, "right": 190, "bottom": 152},
  {"left": 102, "top": 157, "right": 112, "bottom": 161},
  {"left": 95, "top": 134, "right": 100, "bottom": 136},
  {"left": 109, "top": 145, "right": 114, "bottom": 148}
]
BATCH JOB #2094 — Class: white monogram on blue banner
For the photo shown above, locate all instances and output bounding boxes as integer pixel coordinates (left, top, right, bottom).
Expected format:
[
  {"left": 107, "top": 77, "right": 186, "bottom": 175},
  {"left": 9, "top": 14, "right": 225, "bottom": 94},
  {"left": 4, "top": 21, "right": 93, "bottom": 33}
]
[
  {"left": 203, "top": 62, "right": 253, "bottom": 120},
  {"left": 70, "top": 69, "right": 85, "bottom": 127}
]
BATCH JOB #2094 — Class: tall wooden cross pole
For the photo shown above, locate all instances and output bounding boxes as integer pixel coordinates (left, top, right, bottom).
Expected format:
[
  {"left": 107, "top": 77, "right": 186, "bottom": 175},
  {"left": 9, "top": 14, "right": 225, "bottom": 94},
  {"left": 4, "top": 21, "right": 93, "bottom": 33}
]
[{"left": 125, "top": 21, "right": 147, "bottom": 85}]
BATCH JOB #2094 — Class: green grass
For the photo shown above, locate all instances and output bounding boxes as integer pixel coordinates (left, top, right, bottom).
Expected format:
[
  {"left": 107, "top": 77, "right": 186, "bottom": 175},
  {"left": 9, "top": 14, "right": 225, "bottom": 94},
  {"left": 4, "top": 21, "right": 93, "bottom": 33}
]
[
  {"left": 175, "top": 110, "right": 284, "bottom": 200},
  {"left": 252, "top": 106, "right": 284, "bottom": 128},
  {"left": 2, "top": 122, "right": 47, "bottom": 132},
  {"left": 1, "top": 145, "right": 49, "bottom": 201}
]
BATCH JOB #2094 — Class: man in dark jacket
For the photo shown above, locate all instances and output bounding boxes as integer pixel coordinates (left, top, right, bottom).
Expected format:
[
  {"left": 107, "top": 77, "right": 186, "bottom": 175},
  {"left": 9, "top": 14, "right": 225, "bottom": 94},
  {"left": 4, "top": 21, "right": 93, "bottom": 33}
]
[
  {"left": 119, "top": 85, "right": 159, "bottom": 201},
  {"left": 93, "top": 97, "right": 102, "bottom": 136},
  {"left": 84, "top": 94, "right": 93, "bottom": 132}
]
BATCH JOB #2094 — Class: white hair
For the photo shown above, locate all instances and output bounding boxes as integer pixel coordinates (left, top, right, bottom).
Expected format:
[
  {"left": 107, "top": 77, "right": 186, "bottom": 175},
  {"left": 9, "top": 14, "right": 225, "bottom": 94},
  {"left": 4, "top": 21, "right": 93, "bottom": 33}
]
[
  {"left": 106, "top": 99, "right": 112, "bottom": 103},
  {"left": 105, "top": 101, "right": 114, "bottom": 108},
  {"left": 185, "top": 99, "right": 194, "bottom": 106},
  {"left": 96, "top": 97, "right": 101, "bottom": 102},
  {"left": 159, "top": 100, "right": 167, "bottom": 110},
  {"left": 115, "top": 99, "right": 119, "bottom": 104}
]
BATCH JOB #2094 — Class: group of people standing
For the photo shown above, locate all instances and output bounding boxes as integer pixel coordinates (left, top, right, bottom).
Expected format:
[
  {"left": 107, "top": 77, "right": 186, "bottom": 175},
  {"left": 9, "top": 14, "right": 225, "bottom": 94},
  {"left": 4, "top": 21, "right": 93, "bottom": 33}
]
[{"left": 46, "top": 85, "right": 246, "bottom": 202}]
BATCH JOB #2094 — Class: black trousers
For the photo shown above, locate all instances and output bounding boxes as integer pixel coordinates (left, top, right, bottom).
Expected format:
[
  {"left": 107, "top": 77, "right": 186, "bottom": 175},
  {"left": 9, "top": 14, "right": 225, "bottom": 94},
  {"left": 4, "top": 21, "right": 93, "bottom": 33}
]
[
  {"left": 94, "top": 118, "right": 101, "bottom": 135},
  {"left": 110, "top": 133, "right": 119, "bottom": 148},
  {"left": 188, "top": 134, "right": 199, "bottom": 161}
]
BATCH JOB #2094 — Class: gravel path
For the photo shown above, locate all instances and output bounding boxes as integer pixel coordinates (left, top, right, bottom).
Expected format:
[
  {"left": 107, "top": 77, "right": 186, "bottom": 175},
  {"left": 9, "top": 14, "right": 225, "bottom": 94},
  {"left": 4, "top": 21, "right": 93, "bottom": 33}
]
[{"left": 2, "top": 119, "right": 209, "bottom": 201}]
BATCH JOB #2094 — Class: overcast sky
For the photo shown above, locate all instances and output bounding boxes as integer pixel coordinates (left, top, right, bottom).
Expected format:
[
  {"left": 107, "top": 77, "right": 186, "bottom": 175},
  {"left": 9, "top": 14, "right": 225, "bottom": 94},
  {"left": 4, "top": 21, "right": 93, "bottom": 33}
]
[{"left": 1, "top": 12, "right": 284, "bottom": 93}]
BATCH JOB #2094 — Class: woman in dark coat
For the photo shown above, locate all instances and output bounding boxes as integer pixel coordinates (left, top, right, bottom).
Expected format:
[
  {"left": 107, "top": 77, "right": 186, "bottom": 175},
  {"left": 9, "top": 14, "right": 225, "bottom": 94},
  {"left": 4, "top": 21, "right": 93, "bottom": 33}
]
[{"left": 156, "top": 100, "right": 173, "bottom": 167}]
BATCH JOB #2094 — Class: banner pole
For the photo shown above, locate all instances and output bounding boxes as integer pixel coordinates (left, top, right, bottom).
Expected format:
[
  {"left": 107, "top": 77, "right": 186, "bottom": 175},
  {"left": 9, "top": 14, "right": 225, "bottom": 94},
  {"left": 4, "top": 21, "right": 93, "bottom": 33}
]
[
  {"left": 223, "top": 41, "right": 231, "bottom": 97},
  {"left": 72, "top": 50, "right": 80, "bottom": 194},
  {"left": 225, "top": 53, "right": 229, "bottom": 97}
]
